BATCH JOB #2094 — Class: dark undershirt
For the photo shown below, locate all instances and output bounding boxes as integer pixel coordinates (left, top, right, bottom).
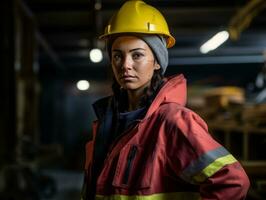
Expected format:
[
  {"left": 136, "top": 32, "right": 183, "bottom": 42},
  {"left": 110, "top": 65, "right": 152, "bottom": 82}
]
[{"left": 116, "top": 107, "right": 147, "bottom": 138}]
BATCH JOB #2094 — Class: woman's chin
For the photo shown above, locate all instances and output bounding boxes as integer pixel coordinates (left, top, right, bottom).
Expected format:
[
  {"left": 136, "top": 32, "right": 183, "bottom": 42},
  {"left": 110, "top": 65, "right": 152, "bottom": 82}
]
[{"left": 121, "top": 84, "right": 137, "bottom": 90}]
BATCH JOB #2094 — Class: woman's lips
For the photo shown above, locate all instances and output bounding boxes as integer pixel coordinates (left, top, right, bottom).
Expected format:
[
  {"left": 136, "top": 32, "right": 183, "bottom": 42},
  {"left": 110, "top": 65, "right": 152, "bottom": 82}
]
[{"left": 120, "top": 75, "right": 136, "bottom": 81}]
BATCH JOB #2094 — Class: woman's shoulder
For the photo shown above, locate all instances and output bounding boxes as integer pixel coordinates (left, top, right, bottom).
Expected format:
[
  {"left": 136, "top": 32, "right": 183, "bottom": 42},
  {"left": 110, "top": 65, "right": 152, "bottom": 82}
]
[
  {"left": 156, "top": 102, "right": 192, "bottom": 117},
  {"left": 92, "top": 95, "right": 113, "bottom": 119},
  {"left": 156, "top": 102, "right": 208, "bottom": 131}
]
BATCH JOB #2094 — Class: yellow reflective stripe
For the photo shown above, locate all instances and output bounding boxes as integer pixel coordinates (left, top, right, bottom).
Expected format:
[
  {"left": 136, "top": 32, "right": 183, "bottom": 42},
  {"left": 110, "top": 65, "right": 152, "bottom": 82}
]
[
  {"left": 193, "top": 154, "right": 237, "bottom": 182},
  {"left": 180, "top": 147, "right": 231, "bottom": 183},
  {"left": 96, "top": 192, "right": 201, "bottom": 200}
]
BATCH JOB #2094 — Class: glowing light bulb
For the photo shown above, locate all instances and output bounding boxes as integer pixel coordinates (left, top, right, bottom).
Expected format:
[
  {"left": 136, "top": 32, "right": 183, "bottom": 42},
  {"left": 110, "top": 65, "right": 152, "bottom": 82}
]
[
  {"left": 89, "top": 48, "right": 103, "bottom": 63},
  {"left": 76, "top": 80, "right": 90, "bottom": 91}
]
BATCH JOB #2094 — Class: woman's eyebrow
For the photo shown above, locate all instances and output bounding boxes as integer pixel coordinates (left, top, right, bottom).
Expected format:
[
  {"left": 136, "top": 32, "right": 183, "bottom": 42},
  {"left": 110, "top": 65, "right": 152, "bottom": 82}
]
[
  {"left": 129, "top": 48, "right": 145, "bottom": 52},
  {"left": 112, "top": 48, "right": 145, "bottom": 52}
]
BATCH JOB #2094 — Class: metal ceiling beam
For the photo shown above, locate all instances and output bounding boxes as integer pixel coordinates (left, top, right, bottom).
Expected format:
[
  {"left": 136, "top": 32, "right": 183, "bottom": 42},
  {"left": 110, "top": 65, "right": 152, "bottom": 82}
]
[
  {"left": 35, "top": 31, "right": 64, "bottom": 69},
  {"left": 21, "top": 0, "right": 65, "bottom": 69},
  {"left": 100, "top": 1, "right": 248, "bottom": 10},
  {"left": 24, "top": 0, "right": 247, "bottom": 12},
  {"left": 170, "top": 55, "right": 264, "bottom": 65},
  {"left": 24, "top": 0, "right": 92, "bottom": 12},
  {"left": 26, "top": 2, "right": 92, "bottom": 12}
]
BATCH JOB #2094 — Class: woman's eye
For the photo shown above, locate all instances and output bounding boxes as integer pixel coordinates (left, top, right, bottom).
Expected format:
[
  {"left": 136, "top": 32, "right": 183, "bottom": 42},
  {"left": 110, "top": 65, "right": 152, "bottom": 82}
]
[
  {"left": 132, "top": 53, "right": 143, "bottom": 60},
  {"left": 113, "top": 54, "right": 122, "bottom": 61}
]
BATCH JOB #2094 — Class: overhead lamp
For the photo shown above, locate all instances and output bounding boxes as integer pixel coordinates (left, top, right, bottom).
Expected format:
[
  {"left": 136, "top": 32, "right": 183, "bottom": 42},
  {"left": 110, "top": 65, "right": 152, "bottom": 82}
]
[
  {"left": 200, "top": 30, "right": 229, "bottom": 54},
  {"left": 89, "top": 48, "right": 103, "bottom": 63},
  {"left": 76, "top": 80, "right": 90, "bottom": 91},
  {"left": 94, "top": 2, "right": 102, "bottom": 10}
]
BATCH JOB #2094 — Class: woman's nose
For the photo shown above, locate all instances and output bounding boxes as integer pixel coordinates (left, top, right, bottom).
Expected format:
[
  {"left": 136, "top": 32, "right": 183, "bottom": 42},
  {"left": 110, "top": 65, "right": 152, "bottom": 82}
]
[{"left": 121, "top": 56, "right": 133, "bottom": 71}]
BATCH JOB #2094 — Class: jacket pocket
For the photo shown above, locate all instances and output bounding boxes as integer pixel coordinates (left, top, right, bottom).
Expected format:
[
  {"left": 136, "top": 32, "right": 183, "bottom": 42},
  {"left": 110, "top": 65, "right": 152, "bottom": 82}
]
[{"left": 112, "top": 144, "right": 153, "bottom": 189}]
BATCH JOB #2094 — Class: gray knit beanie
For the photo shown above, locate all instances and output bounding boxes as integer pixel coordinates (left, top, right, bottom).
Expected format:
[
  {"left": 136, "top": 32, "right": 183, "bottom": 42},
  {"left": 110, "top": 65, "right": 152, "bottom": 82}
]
[{"left": 107, "top": 34, "right": 169, "bottom": 74}]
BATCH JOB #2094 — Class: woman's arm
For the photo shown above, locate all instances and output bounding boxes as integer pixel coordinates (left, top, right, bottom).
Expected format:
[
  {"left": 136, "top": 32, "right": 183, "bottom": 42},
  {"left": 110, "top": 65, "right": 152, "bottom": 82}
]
[
  {"left": 199, "top": 161, "right": 249, "bottom": 200},
  {"left": 167, "top": 108, "right": 250, "bottom": 199}
]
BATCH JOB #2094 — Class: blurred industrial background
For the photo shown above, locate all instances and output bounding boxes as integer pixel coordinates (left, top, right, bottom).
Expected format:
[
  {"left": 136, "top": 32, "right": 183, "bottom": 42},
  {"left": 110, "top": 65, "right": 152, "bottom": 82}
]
[{"left": 1, "top": 0, "right": 266, "bottom": 199}]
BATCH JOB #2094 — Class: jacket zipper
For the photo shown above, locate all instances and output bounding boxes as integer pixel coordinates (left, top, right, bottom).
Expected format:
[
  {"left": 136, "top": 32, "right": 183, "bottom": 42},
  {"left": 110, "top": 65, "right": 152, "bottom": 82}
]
[{"left": 123, "top": 145, "right": 138, "bottom": 184}]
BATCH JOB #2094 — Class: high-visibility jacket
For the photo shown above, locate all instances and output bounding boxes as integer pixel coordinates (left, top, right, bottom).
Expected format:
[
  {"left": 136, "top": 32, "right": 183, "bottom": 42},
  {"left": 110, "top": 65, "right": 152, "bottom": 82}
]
[{"left": 82, "top": 74, "right": 250, "bottom": 200}]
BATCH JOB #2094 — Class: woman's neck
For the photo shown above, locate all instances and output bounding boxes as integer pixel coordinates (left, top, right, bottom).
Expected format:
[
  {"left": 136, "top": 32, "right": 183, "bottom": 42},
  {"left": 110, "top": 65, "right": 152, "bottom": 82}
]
[{"left": 127, "top": 88, "right": 146, "bottom": 111}]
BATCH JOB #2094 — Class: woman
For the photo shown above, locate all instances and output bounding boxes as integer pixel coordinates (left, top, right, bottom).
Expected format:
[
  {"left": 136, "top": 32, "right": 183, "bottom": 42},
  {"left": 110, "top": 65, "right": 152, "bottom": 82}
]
[{"left": 82, "top": 1, "right": 250, "bottom": 199}]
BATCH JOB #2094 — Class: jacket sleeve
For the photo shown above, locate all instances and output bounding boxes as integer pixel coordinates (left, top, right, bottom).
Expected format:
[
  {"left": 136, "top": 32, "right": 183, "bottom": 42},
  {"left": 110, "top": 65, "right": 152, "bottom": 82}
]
[
  {"left": 81, "top": 121, "right": 99, "bottom": 200},
  {"left": 166, "top": 108, "right": 250, "bottom": 200},
  {"left": 200, "top": 162, "right": 250, "bottom": 200}
]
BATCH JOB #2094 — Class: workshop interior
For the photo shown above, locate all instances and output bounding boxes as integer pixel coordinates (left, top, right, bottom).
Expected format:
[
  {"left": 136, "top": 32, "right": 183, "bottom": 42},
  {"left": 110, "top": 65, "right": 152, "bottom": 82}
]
[{"left": 1, "top": 0, "right": 266, "bottom": 199}]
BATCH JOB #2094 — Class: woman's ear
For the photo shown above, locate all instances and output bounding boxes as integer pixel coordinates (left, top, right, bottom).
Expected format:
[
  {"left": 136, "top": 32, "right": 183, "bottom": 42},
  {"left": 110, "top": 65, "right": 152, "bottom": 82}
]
[{"left": 155, "top": 63, "right": 161, "bottom": 70}]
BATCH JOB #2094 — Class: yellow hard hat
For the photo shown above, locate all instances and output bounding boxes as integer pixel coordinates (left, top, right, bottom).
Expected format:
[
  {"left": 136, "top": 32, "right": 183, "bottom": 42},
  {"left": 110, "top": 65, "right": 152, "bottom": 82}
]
[{"left": 99, "top": 0, "right": 175, "bottom": 48}]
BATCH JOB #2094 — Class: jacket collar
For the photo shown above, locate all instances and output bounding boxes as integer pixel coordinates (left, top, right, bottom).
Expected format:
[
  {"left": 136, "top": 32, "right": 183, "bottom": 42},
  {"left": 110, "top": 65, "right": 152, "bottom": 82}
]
[
  {"left": 93, "top": 74, "right": 187, "bottom": 120},
  {"left": 93, "top": 96, "right": 112, "bottom": 121},
  {"left": 145, "top": 74, "right": 187, "bottom": 118}
]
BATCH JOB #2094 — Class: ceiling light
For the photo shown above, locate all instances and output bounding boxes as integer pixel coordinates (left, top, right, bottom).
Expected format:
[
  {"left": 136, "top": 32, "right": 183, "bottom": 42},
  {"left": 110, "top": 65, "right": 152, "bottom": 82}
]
[
  {"left": 89, "top": 48, "right": 103, "bottom": 63},
  {"left": 200, "top": 30, "right": 229, "bottom": 54},
  {"left": 76, "top": 80, "right": 90, "bottom": 91},
  {"left": 94, "top": 2, "right": 102, "bottom": 10}
]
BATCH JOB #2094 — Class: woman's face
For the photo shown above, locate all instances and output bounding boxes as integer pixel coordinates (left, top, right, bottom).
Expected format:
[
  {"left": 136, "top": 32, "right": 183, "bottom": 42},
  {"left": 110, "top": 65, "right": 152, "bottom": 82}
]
[{"left": 111, "top": 36, "right": 160, "bottom": 92}]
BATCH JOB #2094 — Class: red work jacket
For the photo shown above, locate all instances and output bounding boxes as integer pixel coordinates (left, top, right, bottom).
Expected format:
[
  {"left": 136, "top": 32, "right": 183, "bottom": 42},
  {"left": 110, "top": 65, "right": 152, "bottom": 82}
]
[{"left": 82, "top": 74, "right": 250, "bottom": 200}]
